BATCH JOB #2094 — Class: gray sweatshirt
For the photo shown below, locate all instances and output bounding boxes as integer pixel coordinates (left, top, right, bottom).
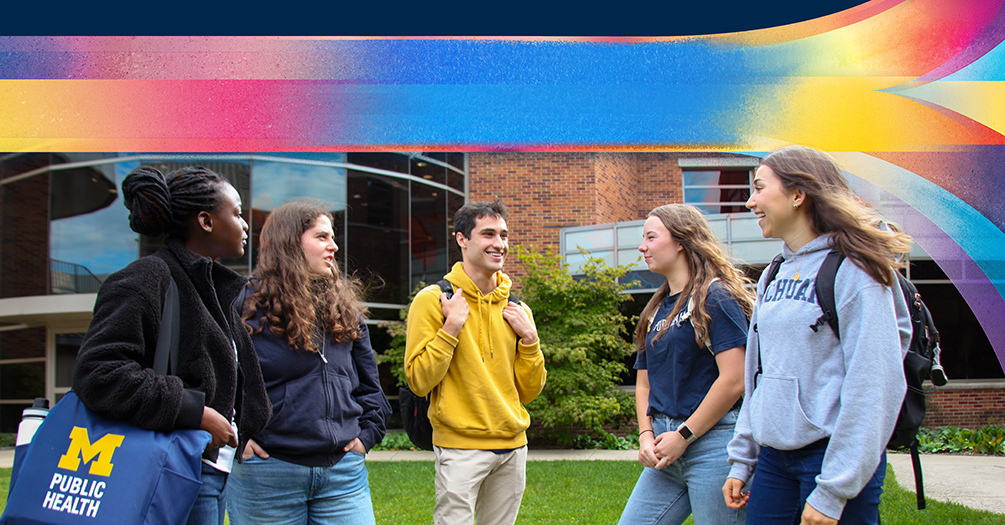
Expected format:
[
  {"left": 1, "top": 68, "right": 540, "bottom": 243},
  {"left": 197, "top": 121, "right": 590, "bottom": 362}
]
[{"left": 726, "top": 235, "right": 910, "bottom": 519}]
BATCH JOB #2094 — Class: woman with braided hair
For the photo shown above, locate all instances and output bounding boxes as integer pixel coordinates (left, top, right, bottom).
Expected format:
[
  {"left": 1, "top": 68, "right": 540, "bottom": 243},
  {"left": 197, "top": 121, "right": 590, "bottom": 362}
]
[
  {"left": 73, "top": 165, "right": 271, "bottom": 525},
  {"left": 226, "top": 199, "right": 390, "bottom": 525}
]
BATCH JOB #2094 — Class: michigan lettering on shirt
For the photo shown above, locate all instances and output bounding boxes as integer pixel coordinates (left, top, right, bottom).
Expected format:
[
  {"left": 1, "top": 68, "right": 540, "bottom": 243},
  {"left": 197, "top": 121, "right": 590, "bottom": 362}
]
[{"left": 763, "top": 277, "right": 817, "bottom": 304}]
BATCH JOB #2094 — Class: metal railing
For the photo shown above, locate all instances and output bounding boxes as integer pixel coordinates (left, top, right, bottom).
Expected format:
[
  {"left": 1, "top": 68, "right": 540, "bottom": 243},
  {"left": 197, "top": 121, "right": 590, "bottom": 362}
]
[{"left": 50, "top": 259, "right": 102, "bottom": 294}]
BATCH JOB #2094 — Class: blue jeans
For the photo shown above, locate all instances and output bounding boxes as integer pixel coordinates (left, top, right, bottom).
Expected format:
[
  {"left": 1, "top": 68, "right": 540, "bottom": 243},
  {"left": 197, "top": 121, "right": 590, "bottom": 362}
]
[
  {"left": 226, "top": 451, "right": 375, "bottom": 525},
  {"left": 185, "top": 464, "right": 228, "bottom": 525},
  {"left": 746, "top": 443, "right": 885, "bottom": 524},
  {"left": 618, "top": 409, "right": 744, "bottom": 525}
]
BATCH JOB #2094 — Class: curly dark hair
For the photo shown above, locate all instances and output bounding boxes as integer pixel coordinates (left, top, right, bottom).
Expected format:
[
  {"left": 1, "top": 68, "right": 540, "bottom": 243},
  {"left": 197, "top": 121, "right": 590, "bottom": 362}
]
[
  {"left": 122, "top": 165, "right": 229, "bottom": 239},
  {"left": 242, "top": 199, "right": 366, "bottom": 352}
]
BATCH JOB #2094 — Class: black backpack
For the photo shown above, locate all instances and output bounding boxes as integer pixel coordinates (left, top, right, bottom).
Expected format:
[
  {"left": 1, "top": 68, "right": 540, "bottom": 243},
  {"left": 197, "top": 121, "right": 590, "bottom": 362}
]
[
  {"left": 760, "top": 250, "right": 947, "bottom": 510},
  {"left": 399, "top": 279, "right": 520, "bottom": 451}
]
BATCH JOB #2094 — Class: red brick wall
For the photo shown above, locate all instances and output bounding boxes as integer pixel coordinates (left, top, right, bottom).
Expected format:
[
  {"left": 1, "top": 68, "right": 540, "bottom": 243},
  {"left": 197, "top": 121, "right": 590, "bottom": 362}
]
[
  {"left": 925, "top": 385, "right": 1005, "bottom": 428},
  {"left": 468, "top": 152, "right": 697, "bottom": 283},
  {"left": 468, "top": 153, "right": 600, "bottom": 282},
  {"left": 636, "top": 153, "right": 685, "bottom": 216},
  {"left": 594, "top": 153, "right": 641, "bottom": 223}
]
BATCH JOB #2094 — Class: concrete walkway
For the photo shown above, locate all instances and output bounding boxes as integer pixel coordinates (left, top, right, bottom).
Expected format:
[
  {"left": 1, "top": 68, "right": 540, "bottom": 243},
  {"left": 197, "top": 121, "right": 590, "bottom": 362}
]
[{"left": 4, "top": 448, "right": 1003, "bottom": 515}]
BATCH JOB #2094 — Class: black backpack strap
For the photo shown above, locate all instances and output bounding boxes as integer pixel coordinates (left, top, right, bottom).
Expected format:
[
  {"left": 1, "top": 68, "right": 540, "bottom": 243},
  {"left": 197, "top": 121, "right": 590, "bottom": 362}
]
[
  {"left": 754, "top": 254, "right": 786, "bottom": 389},
  {"left": 436, "top": 279, "right": 453, "bottom": 299},
  {"left": 153, "top": 276, "right": 180, "bottom": 376},
  {"left": 811, "top": 250, "right": 845, "bottom": 338}
]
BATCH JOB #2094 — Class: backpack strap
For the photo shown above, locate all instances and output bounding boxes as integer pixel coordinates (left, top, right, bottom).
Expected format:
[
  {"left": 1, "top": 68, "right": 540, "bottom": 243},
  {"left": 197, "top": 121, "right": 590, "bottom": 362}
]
[
  {"left": 754, "top": 254, "right": 786, "bottom": 388},
  {"left": 811, "top": 249, "right": 845, "bottom": 338},
  {"left": 437, "top": 278, "right": 520, "bottom": 305},
  {"left": 153, "top": 276, "right": 181, "bottom": 376}
]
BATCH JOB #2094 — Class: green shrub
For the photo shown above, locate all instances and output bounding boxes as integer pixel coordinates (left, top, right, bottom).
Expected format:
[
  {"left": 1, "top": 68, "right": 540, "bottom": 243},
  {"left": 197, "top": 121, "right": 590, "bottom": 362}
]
[
  {"left": 512, "top": 246, "right": 639, "bottom": 446},
  {"left": 917, "top": 425, "right": 1005, "bottom": 455},
  {"left": 372, "top": 431, "right": 421, "bottom": 451}
]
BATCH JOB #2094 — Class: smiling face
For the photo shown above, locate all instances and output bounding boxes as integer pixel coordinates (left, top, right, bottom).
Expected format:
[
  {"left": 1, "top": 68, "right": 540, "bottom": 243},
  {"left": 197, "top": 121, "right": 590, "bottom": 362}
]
[
  {"left": 205, "top": 183, "right": 248, "bottom": 259},
  {"left": 746, "top": 164, "right": 802, "bottom": 242},
  {"left": 638, "top": 215, "right": 684, "bottom": 279},
  {"left": 457, "top": 214, "right": 508, "bottom": 278},
  {"left": 300, "top": 214, "right": 338, "bottom": 275}
]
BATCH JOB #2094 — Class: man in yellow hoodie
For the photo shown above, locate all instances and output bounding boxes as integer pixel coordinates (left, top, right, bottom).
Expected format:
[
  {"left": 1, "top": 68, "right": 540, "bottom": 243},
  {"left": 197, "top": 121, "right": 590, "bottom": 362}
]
[{"left": 405, "top": 199, "right": 547, "bottom": 525}]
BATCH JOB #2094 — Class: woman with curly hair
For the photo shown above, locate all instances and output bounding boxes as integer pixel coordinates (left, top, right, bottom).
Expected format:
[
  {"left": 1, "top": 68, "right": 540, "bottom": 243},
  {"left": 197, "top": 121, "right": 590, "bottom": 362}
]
[
  {"left": 618, "top": 204, "right": 753, "bottom": 525},
  {"left": 226, "top": 199, "right": 390, "bottom": 525},
  {"left": 723, "top": 145, "right": 912, "bottom": 525},
  {"left": 73, "top": 166, "right": 271, "bottom": 525}
]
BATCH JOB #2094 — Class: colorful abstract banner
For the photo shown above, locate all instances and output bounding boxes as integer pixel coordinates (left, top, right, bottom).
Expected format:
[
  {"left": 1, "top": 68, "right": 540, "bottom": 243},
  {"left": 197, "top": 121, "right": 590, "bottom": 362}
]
[{"left": 2, "top": 0, "right": 1005, "bottom": 369}]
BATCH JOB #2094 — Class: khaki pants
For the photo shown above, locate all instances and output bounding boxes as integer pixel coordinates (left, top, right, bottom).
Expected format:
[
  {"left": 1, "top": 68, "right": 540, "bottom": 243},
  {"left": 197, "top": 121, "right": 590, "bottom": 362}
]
[{"left": 433, "top": 446, "right": 527, "bottom": 525}]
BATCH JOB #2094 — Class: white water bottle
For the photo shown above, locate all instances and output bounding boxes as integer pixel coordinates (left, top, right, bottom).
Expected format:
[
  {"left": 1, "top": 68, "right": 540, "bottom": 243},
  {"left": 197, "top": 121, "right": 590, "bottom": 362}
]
[{"left": 15, "top": 397, "right": 50, "bottom": 447}]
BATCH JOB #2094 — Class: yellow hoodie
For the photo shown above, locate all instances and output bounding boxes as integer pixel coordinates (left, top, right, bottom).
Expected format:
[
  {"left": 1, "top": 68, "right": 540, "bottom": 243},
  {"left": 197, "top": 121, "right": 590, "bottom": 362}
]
[{"left": 404, "top": 262, "right": 547, "bottom": 449}]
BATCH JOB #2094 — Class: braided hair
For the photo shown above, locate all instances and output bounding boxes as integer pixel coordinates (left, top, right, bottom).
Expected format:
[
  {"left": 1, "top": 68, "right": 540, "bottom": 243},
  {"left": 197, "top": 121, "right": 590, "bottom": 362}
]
[{"left": 121, "top": 165, "right": 229, "bottom": 239}]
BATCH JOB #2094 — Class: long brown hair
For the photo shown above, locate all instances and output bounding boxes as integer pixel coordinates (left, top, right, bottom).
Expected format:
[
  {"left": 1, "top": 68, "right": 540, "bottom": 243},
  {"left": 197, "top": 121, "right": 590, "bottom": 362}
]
[
  {"left": 761, "top": 145, "right": 912, "bottom": 286},
  {"left": 243, "top": 200, "right": 366, "bottom": 352},
  {"left": 633, "top": 204, "right": 754, "bottom": 351}
]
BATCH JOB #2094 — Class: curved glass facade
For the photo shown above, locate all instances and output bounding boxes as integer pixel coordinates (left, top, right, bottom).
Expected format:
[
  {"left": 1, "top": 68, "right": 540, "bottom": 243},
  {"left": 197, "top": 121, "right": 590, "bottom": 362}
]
[{"left": 0, "top": 152, "right": 466, "bottom": 431}]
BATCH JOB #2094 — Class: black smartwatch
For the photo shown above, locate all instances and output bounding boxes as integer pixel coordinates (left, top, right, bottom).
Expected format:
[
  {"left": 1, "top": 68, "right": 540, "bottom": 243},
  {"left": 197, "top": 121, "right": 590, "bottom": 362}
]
[{"left": 677, "top": 423, "right": 697, "bottom": 443}]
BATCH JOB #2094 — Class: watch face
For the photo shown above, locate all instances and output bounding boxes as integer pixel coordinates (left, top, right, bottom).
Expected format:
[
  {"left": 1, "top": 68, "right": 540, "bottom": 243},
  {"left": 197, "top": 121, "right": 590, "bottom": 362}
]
[{"left": 679, "top": 424, "right": 695, "bottom": 441}]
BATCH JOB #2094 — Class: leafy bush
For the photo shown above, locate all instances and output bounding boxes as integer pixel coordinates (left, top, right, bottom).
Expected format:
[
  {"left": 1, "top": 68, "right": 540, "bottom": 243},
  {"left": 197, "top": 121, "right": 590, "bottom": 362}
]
[
  {"left": 917, "top": 425, "right": 1005, "bottom": 455},
  {"left": 512, "top": 246, "right": 639, "bottom": 446},
  {"left": 372, "top": 431, "right": 421, "bottom": 451}
]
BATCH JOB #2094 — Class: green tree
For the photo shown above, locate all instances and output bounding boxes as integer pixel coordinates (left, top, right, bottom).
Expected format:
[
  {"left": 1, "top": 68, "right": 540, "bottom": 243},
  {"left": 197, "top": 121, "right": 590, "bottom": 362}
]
[{"left": 513, "top": 246, "right": 638, "bottom": 445}]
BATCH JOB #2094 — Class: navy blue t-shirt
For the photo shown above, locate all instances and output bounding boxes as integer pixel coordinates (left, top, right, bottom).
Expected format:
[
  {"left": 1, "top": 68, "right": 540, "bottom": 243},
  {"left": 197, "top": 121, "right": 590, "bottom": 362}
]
[{"left": 635, "top": 282, "right": 748, "bottom": 419}]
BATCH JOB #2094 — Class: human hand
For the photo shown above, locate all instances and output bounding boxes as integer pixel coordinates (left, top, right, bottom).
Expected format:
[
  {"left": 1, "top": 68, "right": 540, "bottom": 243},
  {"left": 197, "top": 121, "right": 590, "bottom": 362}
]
[
  {"left": 502, "top": 302, "right": 537, "bottom": 344},
  {"left": 637, "top": 430, "right": 659, "bottom": 468},
  {"left": 344, "top": 437, "right": 366, "bottom": 454},
  {"left": 722, "top": 478, "right": 749, "bottom": 509},
  {"left": 801, "top": 503, "right": 837, "bottom": 525},
  {"left": 242, "top": 438, "right": 269, "bottom": 460},
  {"left": 651, "top": 430, "right": 688, "bottom": 469},
  {"left": 440, "top": 288, "right": 469, "bottom": 337},
  {"left": 200, "top": 406, "right": 237, "bottom": 449}
]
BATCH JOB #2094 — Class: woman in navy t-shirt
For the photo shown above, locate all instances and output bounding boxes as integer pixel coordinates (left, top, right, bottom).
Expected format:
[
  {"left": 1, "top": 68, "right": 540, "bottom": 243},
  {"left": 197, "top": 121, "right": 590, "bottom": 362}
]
[{"left": 618, "top": 204, "right": 753, "bottom": 525}]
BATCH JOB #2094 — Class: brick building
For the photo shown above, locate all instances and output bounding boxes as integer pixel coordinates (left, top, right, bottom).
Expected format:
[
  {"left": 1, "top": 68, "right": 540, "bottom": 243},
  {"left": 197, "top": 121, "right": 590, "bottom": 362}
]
[{"left": 0, "top": 151, "right": 1001, "bottom": 433}]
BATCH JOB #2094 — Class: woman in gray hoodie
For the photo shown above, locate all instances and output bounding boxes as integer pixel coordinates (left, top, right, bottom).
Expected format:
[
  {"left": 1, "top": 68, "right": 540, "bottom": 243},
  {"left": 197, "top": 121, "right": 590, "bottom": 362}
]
[{"left": 722, "top": 146, "right": 913, "bottom": 525}]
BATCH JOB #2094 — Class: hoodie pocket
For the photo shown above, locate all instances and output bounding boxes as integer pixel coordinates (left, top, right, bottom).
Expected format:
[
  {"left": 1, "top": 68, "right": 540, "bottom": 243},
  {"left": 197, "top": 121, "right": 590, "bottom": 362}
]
[{"left": 750, "top": 375, "right": 828, "bottom": 447}]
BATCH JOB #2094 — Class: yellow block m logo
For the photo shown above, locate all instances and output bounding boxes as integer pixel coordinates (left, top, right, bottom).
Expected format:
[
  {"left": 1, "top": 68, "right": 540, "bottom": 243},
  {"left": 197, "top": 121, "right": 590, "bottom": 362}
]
[{"left": 57, "top": 426, "right": 124, "bottom": 477}]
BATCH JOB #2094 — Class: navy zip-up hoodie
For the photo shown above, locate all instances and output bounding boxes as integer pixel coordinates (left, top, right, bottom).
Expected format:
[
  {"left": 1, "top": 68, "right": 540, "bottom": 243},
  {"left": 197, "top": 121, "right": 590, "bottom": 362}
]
[{"left": 246, "top": 294, "right": 390, "bottom": 468}]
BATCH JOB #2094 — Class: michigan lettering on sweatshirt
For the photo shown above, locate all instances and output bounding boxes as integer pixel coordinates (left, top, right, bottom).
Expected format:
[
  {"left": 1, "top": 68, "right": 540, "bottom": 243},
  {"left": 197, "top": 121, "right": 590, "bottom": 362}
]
[{"left": 762, "top": 277, "right": 817, "bottom": 305}]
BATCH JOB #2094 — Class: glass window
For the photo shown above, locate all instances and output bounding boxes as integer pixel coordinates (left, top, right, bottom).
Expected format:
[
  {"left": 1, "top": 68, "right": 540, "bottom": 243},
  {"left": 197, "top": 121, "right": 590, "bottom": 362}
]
[
  {"left": 347, "top": 153, "right": 409, "bottom": 175},
  {"left": 50, "top": 159, "right": 139, "bottom": 289},
  {"left": 250, "top": 158, "right": 347, "bottom": 272},
  {"left": 347, "top": 170, "right": 409, "bottom": 305},
  {"left": 411, "top": 155, "right": 446, "bottom": 186},
  {"left": 411, "top": 180, "right": 449, "bottom": 288},
  {"left": 447, "top": 193, "right": 465, "bottom": 269},
  {"left": 683, "top": 169, "right": 752, "bottom": 214},
  {"left": 55, "top": 332, "right": 84, "bottom": 390},
  {"left": 565, "top": 229, "right": 614, "bottom": 252}
]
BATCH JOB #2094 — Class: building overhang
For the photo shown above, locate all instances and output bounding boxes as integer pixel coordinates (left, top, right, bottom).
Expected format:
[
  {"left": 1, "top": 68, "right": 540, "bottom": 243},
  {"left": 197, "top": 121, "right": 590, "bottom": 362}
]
[{"left": 0, "top": 294, "right": 96, "bottom": 328}]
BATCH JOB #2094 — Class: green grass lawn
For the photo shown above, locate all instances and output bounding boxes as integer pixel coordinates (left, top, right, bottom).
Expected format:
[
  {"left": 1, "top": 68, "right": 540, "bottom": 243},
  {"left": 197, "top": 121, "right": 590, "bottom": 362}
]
[{"left": 1, "top": 461, "right": 1002, "bottom": 524}]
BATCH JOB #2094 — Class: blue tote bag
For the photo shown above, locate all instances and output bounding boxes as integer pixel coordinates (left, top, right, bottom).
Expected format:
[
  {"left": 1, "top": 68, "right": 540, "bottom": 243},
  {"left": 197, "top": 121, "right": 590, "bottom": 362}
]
[
  {"left": 1, "top": 392, "right": 211, "bottom": 525},
  {"left": 2, "top": 277, "right": 212, "bottom": 525}
]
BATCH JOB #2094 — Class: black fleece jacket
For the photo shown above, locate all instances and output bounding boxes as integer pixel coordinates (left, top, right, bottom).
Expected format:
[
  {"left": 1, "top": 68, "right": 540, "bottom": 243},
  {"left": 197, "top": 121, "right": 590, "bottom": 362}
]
[{"left": 73, "top": 238, "right": 271, "bottom": 460}]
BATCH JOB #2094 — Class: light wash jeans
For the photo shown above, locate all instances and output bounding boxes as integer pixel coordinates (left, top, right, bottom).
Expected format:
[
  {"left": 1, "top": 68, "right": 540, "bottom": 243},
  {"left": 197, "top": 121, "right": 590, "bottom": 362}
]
[
  {"left": 226, "top": 451, "right": 375, "bottom": 525},
  {"left": 618, "top": 409, "right": 745, "bottom": 525},
  {"left": 184, "top": 464, "right": 227, "bottom": 525}
]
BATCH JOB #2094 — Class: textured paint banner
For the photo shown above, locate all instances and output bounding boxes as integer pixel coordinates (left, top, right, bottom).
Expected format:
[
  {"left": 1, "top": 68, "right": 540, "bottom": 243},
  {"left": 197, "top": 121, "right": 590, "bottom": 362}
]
[{"left": 2, "top": 0, "right": 1005, "bottom": 368}]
